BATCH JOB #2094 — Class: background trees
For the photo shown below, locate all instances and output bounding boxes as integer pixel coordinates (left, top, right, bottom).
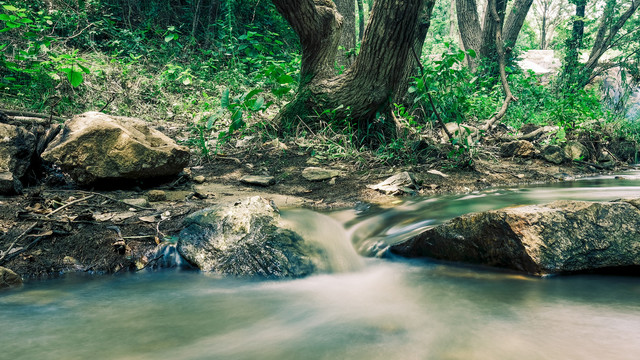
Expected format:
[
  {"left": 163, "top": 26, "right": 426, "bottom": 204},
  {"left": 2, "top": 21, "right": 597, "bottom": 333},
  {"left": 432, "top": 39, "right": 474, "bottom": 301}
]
[{"left": 1, "top": 0, "right": 639, "bottom": 163}]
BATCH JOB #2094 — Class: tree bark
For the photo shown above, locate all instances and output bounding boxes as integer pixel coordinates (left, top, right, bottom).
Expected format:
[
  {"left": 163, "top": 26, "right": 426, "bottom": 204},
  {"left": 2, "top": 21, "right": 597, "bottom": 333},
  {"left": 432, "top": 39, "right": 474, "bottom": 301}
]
[
  {"left": 559, "top": 0, "right": 586, "bottom": 89},
  {"left": 271, "top": 0, "right": 343, "bottom": 86},
  {"left": 272, "top": 0, "right": 425, "bottom": 131},
  {"left": 334, "top": 0, "right": 357, "bottom": 69}
]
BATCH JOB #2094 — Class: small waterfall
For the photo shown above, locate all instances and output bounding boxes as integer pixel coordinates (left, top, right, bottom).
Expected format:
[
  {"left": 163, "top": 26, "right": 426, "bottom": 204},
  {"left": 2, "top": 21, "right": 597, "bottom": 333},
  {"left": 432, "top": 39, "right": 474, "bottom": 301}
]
[{"left": 280, "top": 209, "right": 365, "bottom": 272}]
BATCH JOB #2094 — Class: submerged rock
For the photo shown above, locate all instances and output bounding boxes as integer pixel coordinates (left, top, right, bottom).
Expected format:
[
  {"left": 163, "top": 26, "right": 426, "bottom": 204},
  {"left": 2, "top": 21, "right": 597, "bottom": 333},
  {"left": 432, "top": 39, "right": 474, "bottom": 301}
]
[
  {"left": 0, "top": 267, "right": 22, "bottom": 289},
  {"left": 41, "top": 112, "right": 189, "bottom": 185},
  {"left": 391, "top": 198, "right": 640, "bottom": 276},
  {"left": 0, "top": 123, "right": 36, "bottom": 194},
  {"left": 177, "top": 196, "right": 328, "bottom": 277}
]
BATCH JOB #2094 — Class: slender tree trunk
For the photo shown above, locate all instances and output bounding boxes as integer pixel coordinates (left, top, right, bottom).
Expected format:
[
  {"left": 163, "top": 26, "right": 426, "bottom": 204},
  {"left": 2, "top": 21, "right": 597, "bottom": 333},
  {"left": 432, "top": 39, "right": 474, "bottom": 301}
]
[
  {"left": 335, "top": 0, "right": 357, "bottom": 69},
  {"left": 357, "top": 0, "right": 365, "bottom": 41},
  {"left": 560, "top": 0, "right": 586, "bottom": 88},
  {"left": 540, "top": 8, "right": 547, "bottom": 49},
  {"left": 272, "top": 0, "right": 426, "bottom": 131}
]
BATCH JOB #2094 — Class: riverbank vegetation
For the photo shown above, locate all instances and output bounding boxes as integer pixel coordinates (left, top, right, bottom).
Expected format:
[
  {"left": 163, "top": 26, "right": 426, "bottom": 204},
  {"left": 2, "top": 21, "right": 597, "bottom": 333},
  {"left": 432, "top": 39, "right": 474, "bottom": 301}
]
[{"left": 1, "top": 0, "right": 639, "bottom": 167}]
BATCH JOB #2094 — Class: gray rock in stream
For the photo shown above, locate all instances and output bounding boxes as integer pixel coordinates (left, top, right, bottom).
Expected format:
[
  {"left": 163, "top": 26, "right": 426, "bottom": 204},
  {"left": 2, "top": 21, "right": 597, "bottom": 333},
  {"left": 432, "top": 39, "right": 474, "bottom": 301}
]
[
  {"left": 391, "top": 198, "right": 640, "bottom": 276},
  {"left": 177, "top": 196, "right": 328, "bottom": 277}
]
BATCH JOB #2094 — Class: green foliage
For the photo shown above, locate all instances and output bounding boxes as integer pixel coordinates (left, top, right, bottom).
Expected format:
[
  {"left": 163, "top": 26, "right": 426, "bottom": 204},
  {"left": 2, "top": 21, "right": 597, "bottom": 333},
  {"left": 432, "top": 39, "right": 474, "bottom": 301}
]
[{"left": 0, "top": 2, "right": 91, "bottom": 96}]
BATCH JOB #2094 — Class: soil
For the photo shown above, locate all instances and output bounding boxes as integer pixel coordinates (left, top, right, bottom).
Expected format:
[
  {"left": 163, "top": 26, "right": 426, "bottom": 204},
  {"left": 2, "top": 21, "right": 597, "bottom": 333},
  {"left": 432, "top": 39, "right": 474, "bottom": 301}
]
[{"left": 0, "top": 124, "right": 634, "bottom": 284}]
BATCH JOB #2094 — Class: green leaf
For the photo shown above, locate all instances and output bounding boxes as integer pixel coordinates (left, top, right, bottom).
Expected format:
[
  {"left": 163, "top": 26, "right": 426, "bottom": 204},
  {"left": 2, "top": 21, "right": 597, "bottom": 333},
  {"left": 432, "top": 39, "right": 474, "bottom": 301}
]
[
  {"left": 272, "top": 87, "right": 291, "bottom": 97},
  {"left": 245, "top": 88, "right": 262, "bottom": 100},
  {"left": 467, "top": 49, "right": 477, "bottom": 58},
  {"left": 251, "top": 96, "right": 264, "bottom": 111},
  {"left": 182, "top": 77, "right": 191, "bottom": 85},
  {"left": 276, "top": 74, "right": 294, "bottom": 84},
  {"left": 408, "top": 86, "right": 417, "bottom": 94},
  {"left": 61, "top": 68, "right": 84, "bottom": 87},
  {"left": 165, "top": 34, "right": 175, "bottom": 42},
  {"left": 2, "top": 5, "right": 19, "bottom": 11},
  {"left": 220, "top": 88, "right": 230, "bottom": 109},
  {"left": 0, "top": 14, "right": 11, "bottom": 21},
  {"left": 78, "top": 63, "right": 91, "bottom": 74},
  {"left": 6, "top": 21, "right": 20, "bottom": 28}
]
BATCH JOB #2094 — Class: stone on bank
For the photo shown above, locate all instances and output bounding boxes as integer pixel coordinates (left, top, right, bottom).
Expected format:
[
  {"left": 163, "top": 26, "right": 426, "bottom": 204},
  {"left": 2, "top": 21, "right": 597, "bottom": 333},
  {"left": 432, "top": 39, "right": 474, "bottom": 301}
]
[{"left": 41, "top": 112, "right": 189, "bottom": 185}]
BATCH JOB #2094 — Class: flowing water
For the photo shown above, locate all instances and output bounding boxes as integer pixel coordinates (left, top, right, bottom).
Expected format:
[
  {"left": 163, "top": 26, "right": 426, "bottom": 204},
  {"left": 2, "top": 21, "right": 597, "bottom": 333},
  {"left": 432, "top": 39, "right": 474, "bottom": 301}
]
[{"left": 2, "top": 171, "right": 640, "bottom": 360}]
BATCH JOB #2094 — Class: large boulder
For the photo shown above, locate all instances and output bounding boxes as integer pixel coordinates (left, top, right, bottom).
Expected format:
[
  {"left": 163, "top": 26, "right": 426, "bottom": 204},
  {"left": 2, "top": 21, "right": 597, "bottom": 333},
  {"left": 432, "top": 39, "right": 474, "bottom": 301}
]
[
  {"left": 0, "top": 267, "right": 22, "bottom": 289},
  {"left": 390, "top": 199, "right": 640, "bottom": 276},
  {"left": 41, "top": 112, "right": 189, "bottom": 185},
  {"left": 0, "top": 123, "right": 36, "bottom": 194},
  {"left": 177, "top": 196, "right": 328, "bottom": 277}
]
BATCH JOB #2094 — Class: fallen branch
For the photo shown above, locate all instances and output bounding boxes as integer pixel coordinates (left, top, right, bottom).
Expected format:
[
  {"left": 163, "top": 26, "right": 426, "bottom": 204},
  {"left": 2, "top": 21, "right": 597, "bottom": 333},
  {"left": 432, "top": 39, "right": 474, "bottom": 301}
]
[
  {"left": 46, "top": 195, "right": 95, "bottom": 217},
  {"left": 0, "top": 109, "right": 67, "bottom": 123},
  {"left": 0, "top": 222, "right": 37, "bottom": 265},
  {"left": 45, "top": 190, "right": 156, "bottom": 210}
]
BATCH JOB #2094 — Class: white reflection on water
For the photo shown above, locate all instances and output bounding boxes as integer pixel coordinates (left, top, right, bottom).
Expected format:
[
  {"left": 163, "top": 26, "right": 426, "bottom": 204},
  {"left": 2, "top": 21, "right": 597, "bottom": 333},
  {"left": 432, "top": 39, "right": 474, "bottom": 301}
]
[{"left": 1, "top": 261, "right": 640, "bottom": 360}]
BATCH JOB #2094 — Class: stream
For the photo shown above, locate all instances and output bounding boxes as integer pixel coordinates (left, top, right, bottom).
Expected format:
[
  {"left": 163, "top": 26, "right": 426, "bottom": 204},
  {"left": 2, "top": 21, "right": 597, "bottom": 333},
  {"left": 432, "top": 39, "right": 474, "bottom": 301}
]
[{"left": 2, "top": 171, "right": 640, "bottom": 359}]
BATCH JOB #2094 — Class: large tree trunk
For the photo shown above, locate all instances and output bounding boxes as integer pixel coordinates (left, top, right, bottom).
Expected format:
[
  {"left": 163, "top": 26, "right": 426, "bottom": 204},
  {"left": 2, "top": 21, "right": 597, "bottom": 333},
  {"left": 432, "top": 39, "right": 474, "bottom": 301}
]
[
  {"left": 272, "top": 0, "right": 425, "bottom": 133},
  {"left": 272, "top": 1, "right": 343, "bottom": 87},
  {"left": 335, "top": 0, "right": 357, "bottom": 69}
]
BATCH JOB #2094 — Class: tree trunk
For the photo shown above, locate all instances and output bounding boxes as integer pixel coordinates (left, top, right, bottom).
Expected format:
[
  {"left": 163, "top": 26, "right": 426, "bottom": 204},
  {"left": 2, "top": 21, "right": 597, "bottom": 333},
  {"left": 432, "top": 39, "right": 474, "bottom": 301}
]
[
  {"left": 335, "top": 0, "right": 357, "bottom": 69},
  {"left": 357, "top": 0, "right": 365, "bottom": 41},
  {"left": 271, "top": 0, "right": 343, "bottom": 86},
  {"left": 272, "top": 0, "right": 426, "bottom": 132},
  {"left": 560, "top": 0, "right": 586, "bottom": 89},
  {"left": 395, "top": 0, "right": 437, "bottom": 104},
  {"left": 457, "top": 0, "right": 533, "bottom": 69},
  {"left": 503, "top": 0, "right": 534, "bottom": 49},
  {"left": 457, "top": 0, "right": 483, "bottom": 69}
]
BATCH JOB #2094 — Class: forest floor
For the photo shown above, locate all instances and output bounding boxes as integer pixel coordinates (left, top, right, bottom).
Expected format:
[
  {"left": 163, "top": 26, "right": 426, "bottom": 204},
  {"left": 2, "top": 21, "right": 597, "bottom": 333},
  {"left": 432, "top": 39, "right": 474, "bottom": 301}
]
[{"left": 0, "top": 124, "right": 631, "bottom": 284}]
